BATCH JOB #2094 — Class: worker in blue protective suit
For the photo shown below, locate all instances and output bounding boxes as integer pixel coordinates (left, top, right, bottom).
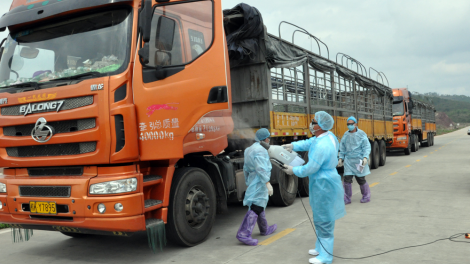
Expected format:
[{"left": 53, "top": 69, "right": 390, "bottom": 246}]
[
  {"left": 236, "top": 128, "right": 277, "bottom": 246},
  {"left": 338, "top": 116, "right": 372, "bottom": 204},
  {"left": 281, "top": 111, "right": 346, "bottom": 264}
]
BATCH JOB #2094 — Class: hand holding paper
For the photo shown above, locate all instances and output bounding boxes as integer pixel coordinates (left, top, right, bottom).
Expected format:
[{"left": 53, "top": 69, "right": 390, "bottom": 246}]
[{"left": 356, "top": 159, "right": 365, "bottom": 173}]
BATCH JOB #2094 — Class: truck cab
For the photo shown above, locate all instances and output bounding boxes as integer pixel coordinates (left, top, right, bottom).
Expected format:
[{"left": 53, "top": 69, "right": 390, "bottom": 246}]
[
  {"left": 389, "top": 88, "right": 436, "bottom": 155},
  {"left": 391, "top": 88, "right": 413, "bottom": 154},
  {"left": 0, "top": 0, "right": 234, "bottom": 247}
]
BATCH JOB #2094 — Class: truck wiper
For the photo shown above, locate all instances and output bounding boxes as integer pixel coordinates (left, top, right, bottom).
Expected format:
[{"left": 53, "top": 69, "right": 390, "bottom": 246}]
[
  {"left": 2, "top": 82, "right": 40, "bottom": 90},
  {"left": 50, "top": 71, "right": 101, "bottom": 81}
]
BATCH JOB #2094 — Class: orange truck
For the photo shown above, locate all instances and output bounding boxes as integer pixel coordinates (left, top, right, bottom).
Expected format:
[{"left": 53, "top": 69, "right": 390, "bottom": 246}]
[
  {"left": 0, "top": 0, "right": 395, "bottom": 249},
  {"left": 387, "top": 88, "right": 436, "bottom": 155}
]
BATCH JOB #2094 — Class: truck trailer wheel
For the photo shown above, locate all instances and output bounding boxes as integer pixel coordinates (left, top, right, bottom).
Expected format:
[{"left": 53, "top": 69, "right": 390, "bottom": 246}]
[
  {"left": 270, "top": 165, "right": 298, "bottom": 206},
  {"left": 430, "top": 134, "right": 434, "bottom": 146},
  {"left": 167, "top": 167, "right": 216, "bottom": 247},
  {"left": 297, "top": 152, "right": 309, "bottom": 197},
  {"left": 422, "top": 133, "right": 429, "bottom": 147},
  {"left": 379, "top": 140, "right": 386, "bottom": 166},
  {"left": 371, "top": 141, "right": 380, "bottom": 169}
]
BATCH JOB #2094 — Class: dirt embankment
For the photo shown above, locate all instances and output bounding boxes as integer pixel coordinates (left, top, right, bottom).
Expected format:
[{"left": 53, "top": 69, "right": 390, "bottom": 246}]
[{"left": 435, "top": 112, "right": 453, "bottom": 128}]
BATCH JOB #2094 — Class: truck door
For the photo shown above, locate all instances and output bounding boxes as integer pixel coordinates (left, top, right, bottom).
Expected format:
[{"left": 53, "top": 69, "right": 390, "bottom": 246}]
[{"left": 133, "top": 0, "right": 231, "bottom": 161}]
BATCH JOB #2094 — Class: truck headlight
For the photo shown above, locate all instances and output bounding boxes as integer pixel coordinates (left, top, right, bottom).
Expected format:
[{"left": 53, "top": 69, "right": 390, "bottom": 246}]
[
  {"left": 0, "top": 183, "right": 6, "bottom": 193},
  {"left": 89, "top": 178, "right": 137, "bottom": 195}
]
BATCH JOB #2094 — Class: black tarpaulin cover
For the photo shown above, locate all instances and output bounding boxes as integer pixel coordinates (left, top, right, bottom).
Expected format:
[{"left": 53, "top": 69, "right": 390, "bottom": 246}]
[
  {"left": 223, "top": 3, "right": 264, "bottom": 61},
  {"left": 308, "top": 55, "right": 335, "bottom": 72},
  {"left": 224, "top": 3, "right": 335, "bottom": 72},
  {"left": 265, "top": 36, "right": 307, "bottom": 68},
  {"left": 355, "top": 74, "right": 374, "bottom": 88},
  {"left": 335, "top": 66, "right": 355, "bottom": 81},
  {"left": 223, "top": 3, "right": 392, "bottom": 94}
]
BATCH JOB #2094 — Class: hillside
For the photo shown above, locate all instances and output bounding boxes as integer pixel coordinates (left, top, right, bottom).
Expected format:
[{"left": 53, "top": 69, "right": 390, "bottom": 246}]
[{"left": 424, "top": 93, "right": 470, "bottom": 104}]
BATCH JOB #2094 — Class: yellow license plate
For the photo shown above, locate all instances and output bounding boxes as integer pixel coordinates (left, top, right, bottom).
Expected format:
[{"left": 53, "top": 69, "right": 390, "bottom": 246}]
[{"left": 30, "top": 201, "right": 57, "bottom": 215}]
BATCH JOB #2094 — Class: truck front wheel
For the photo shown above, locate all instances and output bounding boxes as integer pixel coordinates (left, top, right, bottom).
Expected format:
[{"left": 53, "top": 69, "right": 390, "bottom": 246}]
[
  {"left": 411, "top": 135, "right": 418, "bottom": 152},
  {"left": 404, "top": 138, "right": 411, "bottom": 155},
  {"left": 167, "top": 167, "right": 216, "bottom": 247}
]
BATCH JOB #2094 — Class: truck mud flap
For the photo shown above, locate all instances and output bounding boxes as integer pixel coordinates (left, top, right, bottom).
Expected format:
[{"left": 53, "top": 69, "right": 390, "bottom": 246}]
[{"left": 8, "top": 224, "right": 134, "bottom": 237}]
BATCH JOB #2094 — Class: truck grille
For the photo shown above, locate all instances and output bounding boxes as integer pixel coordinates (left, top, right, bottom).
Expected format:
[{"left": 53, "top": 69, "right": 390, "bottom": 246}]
[
  {"left": 28, "top": 167, "right": 84, "bottom": 176},
  {"left": 6, "top": 142, "right": 96, "bottom": 157},
  {"left": 19, "top": 186, "right": 71, "bottom": 197},
  {"left": 3, "top": 118, "right": 95, "bottom": 136},
  {"left": 1, "top": 96, "right": 93, "bottom": 116}
]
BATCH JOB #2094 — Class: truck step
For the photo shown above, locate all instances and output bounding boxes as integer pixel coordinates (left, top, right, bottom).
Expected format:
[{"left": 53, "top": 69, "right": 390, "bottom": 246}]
[
  {"left": 143, "top": 175, "right": 162, "bottom": 186},
  {"left": 144, "top": 199, "right": 163, "bottom": 212}
]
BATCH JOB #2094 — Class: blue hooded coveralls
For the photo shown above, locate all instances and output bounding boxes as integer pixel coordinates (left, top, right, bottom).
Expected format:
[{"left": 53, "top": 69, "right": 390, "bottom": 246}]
[
  {"left": 243, "top": 142, "right": 272, "bottom": 209},
  {"left": 292, "top": 131, "right": 346, "bottom": 264}
]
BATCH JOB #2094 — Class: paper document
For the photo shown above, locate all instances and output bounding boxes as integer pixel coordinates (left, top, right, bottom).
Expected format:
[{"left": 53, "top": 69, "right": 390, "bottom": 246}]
[
  {"left": 356, "top": 159, "right": 365, "bottom": 173},
  {"left": 289, "top": 156, "right": 306, "bottom": 167}
]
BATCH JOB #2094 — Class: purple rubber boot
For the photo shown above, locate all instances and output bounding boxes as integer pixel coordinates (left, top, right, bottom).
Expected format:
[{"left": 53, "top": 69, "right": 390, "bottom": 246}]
[
  {"left": 236, "top": 210, "right": 259, "bottom": 246},
  {"left": 257, "top": 211, "right": 277, "bottom": 236},
  {"left": 343, "top": 182, "right": 352, "bottom": 204},
  {"left": 360, "top": 183, "right": 371, "bottom": 203}
]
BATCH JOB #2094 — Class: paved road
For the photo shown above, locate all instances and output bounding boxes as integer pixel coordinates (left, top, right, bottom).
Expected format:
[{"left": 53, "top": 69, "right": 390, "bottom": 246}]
[{"left": 1, "top": 128, "right": 470, "bottom": 264}]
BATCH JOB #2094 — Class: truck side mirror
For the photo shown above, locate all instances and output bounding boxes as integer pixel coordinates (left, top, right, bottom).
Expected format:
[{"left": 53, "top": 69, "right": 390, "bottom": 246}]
[
  {"left": 138, "top": 0, "right": 153, "bottom": 43},
  {"left": 138, "top": 0, "right": 152, "bottom": 64}
]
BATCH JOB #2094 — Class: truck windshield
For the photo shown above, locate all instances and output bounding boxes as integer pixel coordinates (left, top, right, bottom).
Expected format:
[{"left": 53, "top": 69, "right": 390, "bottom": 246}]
[
  {"left": 0, "top": 8, "right": 132, "bottom": 89},
  {"left": 392, "top": 101, "right": 405, "bottom": 116}
]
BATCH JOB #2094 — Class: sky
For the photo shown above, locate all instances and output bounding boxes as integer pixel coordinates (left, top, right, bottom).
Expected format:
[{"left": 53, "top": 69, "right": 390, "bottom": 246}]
[{"left": 1, "top": 0, "right": 469, "bottom": 96}]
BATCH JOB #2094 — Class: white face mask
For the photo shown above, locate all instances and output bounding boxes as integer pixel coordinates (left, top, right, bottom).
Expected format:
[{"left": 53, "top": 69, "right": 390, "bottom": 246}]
[{"left": 309, "top": 123, "right": 321, "bottom": 134}]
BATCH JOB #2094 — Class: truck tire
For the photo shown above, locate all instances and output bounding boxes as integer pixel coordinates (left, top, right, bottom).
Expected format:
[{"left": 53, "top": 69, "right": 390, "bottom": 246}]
[
  {"left": 61, "top": 232, "right": 91, "bottom": 238},
  {"left": 404, "top": 138, "right": 411, "bottom": 155},
  {"left": 411, "top": 135, "right": 417, "bottom": 152},
  {"left": 297, "top": 152, "right": 309, "bottom": 197},
  {"left": 422, "top": 133, "right": 429, "bottom": 147},
  {"left": 167, "top": 167, "right": 216, "bottom": 247},
  {"left": 270, "top": 165, "right": 298, "bottom": 206},
  {"left": 371, "top": 141, "right": 380, "bottom": 169},
  {"left": 379, "top": 140, "right": 386, "bottom": 166},
  {"left": 430, "top": 134, "right": 434, "bottom": 146},
  {"left": 416, "top": 135, "right": 420, "bottom": 151}
]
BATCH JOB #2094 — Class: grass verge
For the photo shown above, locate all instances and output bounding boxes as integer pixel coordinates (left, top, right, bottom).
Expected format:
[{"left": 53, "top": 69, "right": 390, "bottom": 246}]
[
  {"left": 0, "top": 223, "right": 9, "bottom": 229},
  {"left": 437, "top": 128, "right": 458, "bottom": 136}
]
